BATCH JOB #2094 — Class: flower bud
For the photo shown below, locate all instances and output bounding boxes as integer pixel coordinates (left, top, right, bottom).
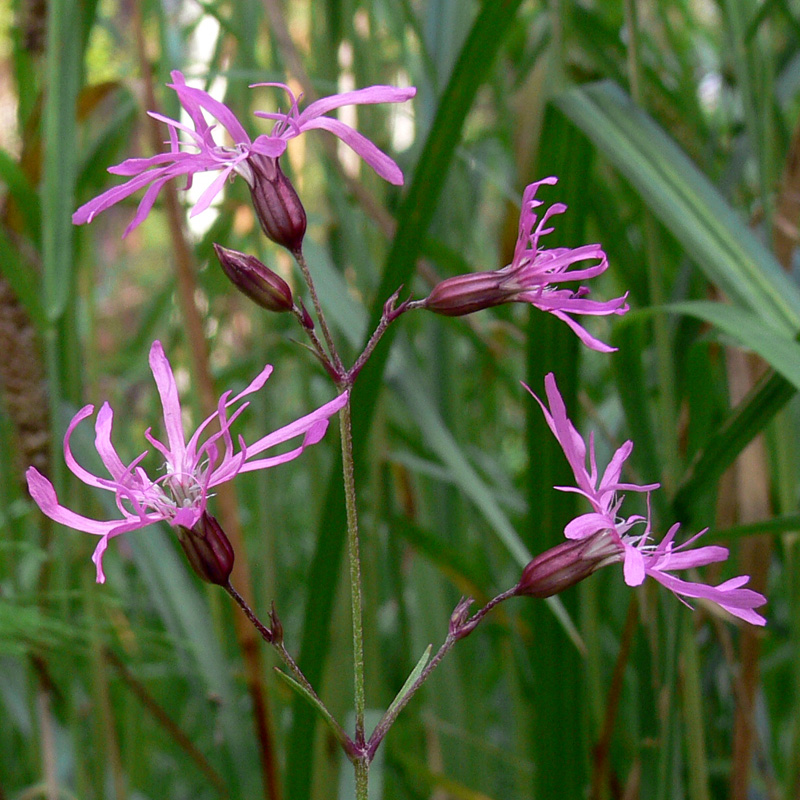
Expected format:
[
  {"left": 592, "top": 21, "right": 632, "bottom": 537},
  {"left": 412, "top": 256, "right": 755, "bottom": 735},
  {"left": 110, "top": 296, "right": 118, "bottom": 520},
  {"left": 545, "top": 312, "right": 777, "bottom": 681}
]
[
  {"left": 246, "top": 154, "right": 307, "bottom": 253},
  {"left": 297, "top": 298, "right": 315, "bottom": 330},
  {"left": 422, "top": 272, "right": 513, "bottom": 317},
  {"left": 213, "top": 244, "right": 294, "bottom": 312},
  {"left": 515, "top": 532, "right": 621, "bottom": 599},
  {"left": 177, "top": 512, "right": 235, "bottom": 586},
  {"left": 449, "top": 596, "right": 475, "bottom": 638},
  {"left": 269, "top": 603, "right": 284, "bottom": 645}
]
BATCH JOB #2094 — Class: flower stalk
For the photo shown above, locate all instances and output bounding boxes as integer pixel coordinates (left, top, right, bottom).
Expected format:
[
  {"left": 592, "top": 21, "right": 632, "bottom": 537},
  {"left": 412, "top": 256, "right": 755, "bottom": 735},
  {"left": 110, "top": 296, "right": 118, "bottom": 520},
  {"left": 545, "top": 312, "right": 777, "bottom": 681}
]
[
  {"left": 348, "top": 287, "right": 410, "bottom": 382},
  {"left": 293, "top": 248, "right": 345, "bottom": 376},
  {"left": 225, "top": 583, "right": 357, "bottom": 759},
  {"left": 366, "top": 587, "right": 517, "bottom": 759}
]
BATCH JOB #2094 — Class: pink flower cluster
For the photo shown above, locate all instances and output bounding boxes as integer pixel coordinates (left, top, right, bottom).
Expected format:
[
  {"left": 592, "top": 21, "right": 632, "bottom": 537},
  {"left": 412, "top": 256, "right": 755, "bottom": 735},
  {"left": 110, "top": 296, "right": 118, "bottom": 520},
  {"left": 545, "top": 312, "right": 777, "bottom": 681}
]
[{"left": 517, "top": 374, "right": 767, "bottom": 625}]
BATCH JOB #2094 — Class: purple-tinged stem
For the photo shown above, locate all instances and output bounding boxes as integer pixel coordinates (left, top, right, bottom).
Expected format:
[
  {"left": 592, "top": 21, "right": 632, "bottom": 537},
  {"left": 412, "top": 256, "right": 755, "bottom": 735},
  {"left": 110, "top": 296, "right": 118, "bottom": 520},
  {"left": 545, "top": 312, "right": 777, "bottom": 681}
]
[
  {"left": 292, "top": 248, "right": 344, "bottom": 375},
  {"left": 226, "top": 584, "right": 356, "bottom": 756},
  {"left": 226, "top": 583, "right": 275, "bottom": 644},
  {"left": 348, "top": 287, "right": 411, "bottom": 382},
  {"left": 366, "top": 586, "right": 517, "bottom": 759},
  {"left": 291, "top": 305, "right": 342, "bottom": 382}
]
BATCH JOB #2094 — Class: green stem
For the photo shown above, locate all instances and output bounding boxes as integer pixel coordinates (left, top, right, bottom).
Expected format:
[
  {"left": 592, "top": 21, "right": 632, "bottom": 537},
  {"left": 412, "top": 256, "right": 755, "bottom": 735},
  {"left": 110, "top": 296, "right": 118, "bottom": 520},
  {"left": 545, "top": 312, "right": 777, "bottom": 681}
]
[
  {"left": 290, "top": 245, "right": 395, "bottom": 797},
  {"left": 354, "top": 759, "right": 369, "bottom": 799},
  {"left": 339, "top": 399, "right": 367, "bottom": 749}
]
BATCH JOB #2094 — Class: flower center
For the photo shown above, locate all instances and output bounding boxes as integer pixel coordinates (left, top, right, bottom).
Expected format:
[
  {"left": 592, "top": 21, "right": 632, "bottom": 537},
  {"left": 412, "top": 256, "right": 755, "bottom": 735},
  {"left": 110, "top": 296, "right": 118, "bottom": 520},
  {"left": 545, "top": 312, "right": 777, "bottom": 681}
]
[{"left": 151, "top": 471, "right": 204, "bottom": 518}]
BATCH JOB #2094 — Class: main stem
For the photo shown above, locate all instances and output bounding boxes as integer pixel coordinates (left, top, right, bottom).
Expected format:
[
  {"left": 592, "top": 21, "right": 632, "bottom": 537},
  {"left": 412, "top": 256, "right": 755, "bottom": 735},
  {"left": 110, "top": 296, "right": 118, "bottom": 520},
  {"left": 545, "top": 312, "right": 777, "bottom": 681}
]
[
  {"left": 339, "top": 397, "right": 369, "bottom": 795},
  {"left": 292, "top": 243, "right": 368, "bottom": 794}
]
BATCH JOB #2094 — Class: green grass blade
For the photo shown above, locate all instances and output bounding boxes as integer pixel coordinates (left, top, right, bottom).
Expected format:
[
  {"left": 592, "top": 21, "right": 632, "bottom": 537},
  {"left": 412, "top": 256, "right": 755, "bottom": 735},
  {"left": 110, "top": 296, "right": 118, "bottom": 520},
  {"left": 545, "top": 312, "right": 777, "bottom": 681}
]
[
  {"left": 708, "top": 514, "right": 800, "bottom": 541},
  {"left": 273, "top": 669, "right": 352, "bottom": 752},
  {"left": 555, "top": 81, "right": 800, "bottom": 333},
  {"left": 381, "top": 644, "right": 431, "bottom": 724},
  {"left": 395, "top": 370, "right": 531, "bottom": 568},
  {"left": 0, "top": 147, "right": 42, "bottom": 243},
  {"left": 42, "top": 0, "right": 81, "bottom": 322},
  {"left": 673, "top": 369, "right": 795, "bottom": 513},
  {"left": 665, "top": 301, "right": 800, "bottom": 390},
  {"left": 0, "top": 228, "right": 45, "bottom": 330}
]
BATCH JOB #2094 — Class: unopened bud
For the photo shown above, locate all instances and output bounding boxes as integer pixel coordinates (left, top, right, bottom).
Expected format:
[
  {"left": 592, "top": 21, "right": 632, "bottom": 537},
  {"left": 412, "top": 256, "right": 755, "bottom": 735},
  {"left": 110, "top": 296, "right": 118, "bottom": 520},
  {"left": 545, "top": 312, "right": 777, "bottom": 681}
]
[
  {"left": 246, "top": 154, "right": 307, "bottom": 253},
  {"left": 177, "top": 512, "right": 235, "bottom": 586},
  {"left": 423, "top": 272, "right": 513, "bottom": 317},
  {"left": 449, "top": 597, "right": 475, "bottom": 638},
  {"left": 515, "top": 532, "right": 621, "bottom": 599},
  {"left": 213, "top": 244, "right": 294, "bottom": 312},
  {"left": 449, "top": 597, "right": 483, "bottom": 640},
  {"left": 297, "top": 298, "right": 315, "bottom": 330},
  {"left": 269, "top": 603, "right": 284, "bottom": 644}
]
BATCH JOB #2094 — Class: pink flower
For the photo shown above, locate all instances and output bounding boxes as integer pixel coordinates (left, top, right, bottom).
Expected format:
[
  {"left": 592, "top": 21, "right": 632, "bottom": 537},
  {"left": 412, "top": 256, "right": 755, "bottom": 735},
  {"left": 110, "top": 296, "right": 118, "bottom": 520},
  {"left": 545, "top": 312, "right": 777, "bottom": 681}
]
[
  {"left": 73, "top": 71, "right": 416, "bottom": 237},
  {"left": 421, "top": 178, "right": 628, "bottom": 352},
  {"left": 532, "top": 368, "right": 658, "bottom": 536},
  {"left": 26, "top": 341, "right": 348, "bottom": 583},
  {"left": 519, "top": 373, "right": 767, "bottom": 625},
  {"left": 507, "top": 178, "right": 628, "bottom": 352}
]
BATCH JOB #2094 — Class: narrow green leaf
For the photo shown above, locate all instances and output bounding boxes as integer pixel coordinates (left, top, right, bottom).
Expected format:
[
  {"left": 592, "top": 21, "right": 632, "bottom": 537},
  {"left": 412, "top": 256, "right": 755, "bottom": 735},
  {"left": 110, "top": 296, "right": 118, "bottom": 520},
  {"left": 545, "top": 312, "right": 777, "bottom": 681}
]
[
  {"left": 391, "top": 513, "right": 489, "bottom": 594},
  {"left": 395, "top": 372, "right": 531, "bottom": 567},
  {"left": 665, "top": 301, "right": 800, "bottom": 391},
  {"left": 42, "top": 0, "right": 80, "bottom": 321},
  {"left": 673, "top": 369, "right": 795, "bottom": 513},
  {"left": 382, "top": 644, "right": 431, "bottom": 723},
  {"left": 0, "top": 229, "right": 45, "bottom": 330},
  {"left": 555, "top": 81, "right": 800, "bottom": 333},
  {"left": 706, "top": 514, "right": 800, "bottom": 542},
  {"left": 680, "top": 618, "right": 711, "bottom": 800},
  {"left": 272, "top": 668, "right": 352, "bottom": 752},
  {"left": 0, "top": 148, "right": 41, "bottom": 242}
]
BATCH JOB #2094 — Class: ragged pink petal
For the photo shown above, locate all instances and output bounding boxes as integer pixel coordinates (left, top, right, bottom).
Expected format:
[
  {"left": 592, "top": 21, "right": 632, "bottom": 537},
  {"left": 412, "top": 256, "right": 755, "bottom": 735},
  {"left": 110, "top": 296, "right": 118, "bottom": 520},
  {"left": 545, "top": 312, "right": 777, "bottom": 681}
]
[
  {"left": 299, "top": 116, "right": 406, "bottom": 185},
  {"left": 296, "top": 85, "right": 417, "bottom": 121}
]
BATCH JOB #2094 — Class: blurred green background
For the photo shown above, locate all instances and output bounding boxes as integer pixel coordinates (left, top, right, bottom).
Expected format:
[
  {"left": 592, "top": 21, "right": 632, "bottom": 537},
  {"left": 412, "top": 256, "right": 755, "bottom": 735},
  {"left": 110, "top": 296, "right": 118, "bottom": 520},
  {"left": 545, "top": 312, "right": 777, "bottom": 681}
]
[{"left": 0, "top": 0, "right": 797, "bottom": 798}]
